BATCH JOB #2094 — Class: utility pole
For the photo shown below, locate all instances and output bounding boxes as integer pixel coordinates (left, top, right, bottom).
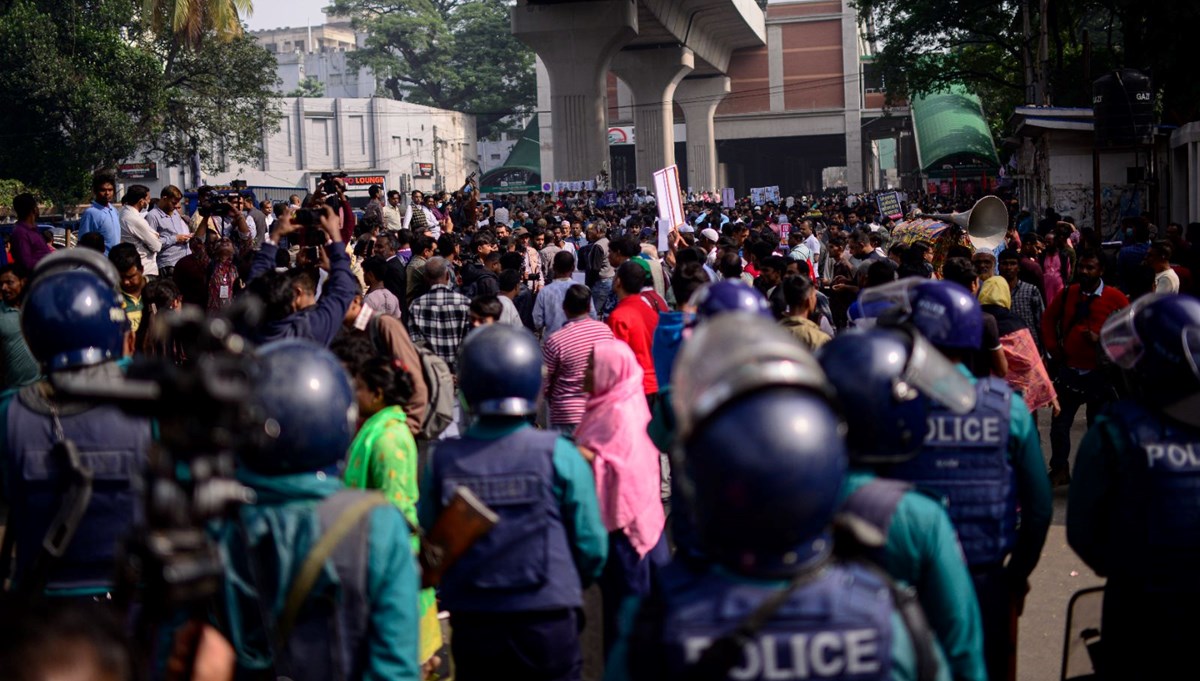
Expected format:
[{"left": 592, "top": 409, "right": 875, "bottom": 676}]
[
  {"left": 1037, "top": 0, "right": 1051, "bottom": 105},
  {"left": 1022, "top": 0, "right": 1035, "bottom": 104}
]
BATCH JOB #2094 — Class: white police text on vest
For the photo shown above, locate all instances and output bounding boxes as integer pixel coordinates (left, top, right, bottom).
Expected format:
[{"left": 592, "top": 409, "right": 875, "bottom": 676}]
[
  {"left": 925, "top": 415, "right": 1003, "bottom": 445},
  {"left": 683, "top": 629, "right": 882, "bottom": 680},
  {"left": 1145, "top": 442, "right": 1200, "bottom": 470}
]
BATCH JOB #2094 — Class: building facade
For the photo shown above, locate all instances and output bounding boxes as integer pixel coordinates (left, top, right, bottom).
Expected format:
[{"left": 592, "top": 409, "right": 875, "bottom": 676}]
[
  {"left": 251, "top": 20, "right": 378, "bottom": 100},
  {"left": 131, "top": 98, "right": 478, "bottom": 205}
]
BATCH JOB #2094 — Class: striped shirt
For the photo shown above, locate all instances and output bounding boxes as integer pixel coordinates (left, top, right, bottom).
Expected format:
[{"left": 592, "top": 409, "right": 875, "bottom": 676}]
[{"left": 542, "top": 317, "right": 614, "bottom": 426}]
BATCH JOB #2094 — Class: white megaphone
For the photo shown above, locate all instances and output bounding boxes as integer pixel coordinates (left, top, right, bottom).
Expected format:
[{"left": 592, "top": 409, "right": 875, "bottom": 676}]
[{"left": 919, "top": 195, "right": 1009, "bottom": 251}]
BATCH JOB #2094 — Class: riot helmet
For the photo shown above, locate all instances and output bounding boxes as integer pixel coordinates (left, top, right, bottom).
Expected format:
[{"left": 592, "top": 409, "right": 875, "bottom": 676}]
[
  {"left": 674, "top": 314, "right": 846, "bottom": 576},
  {"left": 457, "top": 323, "right": 542, "bottom": 417},
  {"left": 856, "top": 278, "right": 983, "bottom": 350},
  {"left": 245, "top": 339, "right": 358, "bottom": 474},
  {"left": 817, "top": 327, "right": 976, "bottom": 464},
  {"left": 21, "top": 250, "right": 127, "bottom": 372},
  {"left": 685, "top": 280, "right": 771, "bottom": 327},
  {"left": 1102, "top": 293, "right": 1200, "bottom": 427}
]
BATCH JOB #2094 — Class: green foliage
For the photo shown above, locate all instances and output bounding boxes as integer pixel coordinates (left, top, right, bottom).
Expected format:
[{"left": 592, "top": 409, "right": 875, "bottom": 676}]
[
  {"left": 143, "top": 0, "right": 254, "bottom": 49},
  {"left": 855, "top": 0, "right": 1200, "bottom": 136},
  {"left": 0, "top": 0, "right": 163, "bottom": 206},
  {"left": 288, "top": 76, "right": 326, "bottom": 98},
  {"left": 0, "top": 0, "right": 280, "bottom": 203},
  {"left": 148, "top": 27, "right": 282, "bottom": 175},
  {"left": 328, "top": 0, "right": 536, "bottom": 139}
]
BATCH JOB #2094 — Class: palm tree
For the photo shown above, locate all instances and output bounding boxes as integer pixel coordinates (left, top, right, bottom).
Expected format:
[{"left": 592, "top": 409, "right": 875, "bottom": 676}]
[{"left": 143, "top": 0, "right": 254, "bottom": 49}]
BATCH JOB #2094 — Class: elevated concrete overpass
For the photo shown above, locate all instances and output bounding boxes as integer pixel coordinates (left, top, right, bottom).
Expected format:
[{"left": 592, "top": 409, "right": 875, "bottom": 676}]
[{"left": 513, "top": 0, "right": 766, "bottom": 189}]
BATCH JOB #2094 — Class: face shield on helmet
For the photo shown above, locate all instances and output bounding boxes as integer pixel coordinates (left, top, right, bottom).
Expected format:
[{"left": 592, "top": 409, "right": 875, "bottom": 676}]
[
  {"left": 905, "top": 329, "right": 978, "bottom": 415},
  {"left": 684, "top": 281, "right": 772, "bottom": 329},
  {"left": 671, "top": 313, "right": 830, "bottom": 441},
  {"left": 853, "top": 277, "right": 925, "bottom": 328},
  {"left": 1101, "top": 293, "right": 1168, "bottom": 370}
]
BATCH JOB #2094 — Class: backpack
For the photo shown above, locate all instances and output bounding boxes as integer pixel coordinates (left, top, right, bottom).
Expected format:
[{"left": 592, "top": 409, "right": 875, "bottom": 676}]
[{"left": 367, "top": 316, "right": 455, "bottom": 439}]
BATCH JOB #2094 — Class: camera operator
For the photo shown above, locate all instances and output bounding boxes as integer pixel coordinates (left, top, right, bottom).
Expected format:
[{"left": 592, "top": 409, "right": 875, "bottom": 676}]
[
  {"left": 323, "top": 174, "right": 357, "bottom": 243},
  {"left": 0, "top": 250, "right": 153, "bottom": 597},
  {"left": 244, "top": 205, "right": 356, "bottom": 347},
  {"left": 195, "top": 189, "right": 254, "bottom": 249}
]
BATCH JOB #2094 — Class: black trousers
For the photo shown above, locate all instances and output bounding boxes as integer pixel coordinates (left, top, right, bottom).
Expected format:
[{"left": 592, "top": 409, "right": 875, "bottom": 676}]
[
  {"left": 973, "top": 565, "right": 1016, "bottom": 681},
  {"left": 450, "top": 608, "right": 582, "bottom": 681}
]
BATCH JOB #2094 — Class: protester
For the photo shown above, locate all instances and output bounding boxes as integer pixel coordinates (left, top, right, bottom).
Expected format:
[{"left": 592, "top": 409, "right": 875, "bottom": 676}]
[
  {"left": 9, "top": 193, "right": 52, "bottom": 271},
  {"left": 0, "top": 264, "right": 38, "bottom": 389}
]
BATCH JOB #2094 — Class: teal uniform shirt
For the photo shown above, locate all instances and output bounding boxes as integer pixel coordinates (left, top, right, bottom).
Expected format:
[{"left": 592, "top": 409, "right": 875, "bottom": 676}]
[
  {"left": 212, "top": 469, "right": 421, "bottom": 681},
  {"left": 604, "top": 566, "right": 954, "bottom": 681},
  {"left": 418, "top": 420, "right": 608, "bottom": 585},
  {"left": 842, "top": 471, "right": 987, "bottom": 681}
]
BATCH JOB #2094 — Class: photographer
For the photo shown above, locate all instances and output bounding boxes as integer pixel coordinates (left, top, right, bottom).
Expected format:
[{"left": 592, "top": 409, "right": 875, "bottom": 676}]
[
  {"left": 322, "top": 174, "right": 357, "bottom": 243},
  {"left": 244, "top": 205, "right": 356, "bottom": 347},
  {"left": 195, "top": 189, "right": 254, "bottom": 247}
]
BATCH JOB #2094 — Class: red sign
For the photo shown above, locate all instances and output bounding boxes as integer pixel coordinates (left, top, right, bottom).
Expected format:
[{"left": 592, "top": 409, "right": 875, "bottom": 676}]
[
  {"left": 415, "top": 162, "right": 434, "bottom": 178},
  {"left": 344, "top": 175, "right": 385, "bottom": 187}
]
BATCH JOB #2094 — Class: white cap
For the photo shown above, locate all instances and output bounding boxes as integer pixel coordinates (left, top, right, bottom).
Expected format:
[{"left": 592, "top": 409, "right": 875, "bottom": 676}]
[{"left": 700, "top": 228, "right": 720, "bottom": 242}]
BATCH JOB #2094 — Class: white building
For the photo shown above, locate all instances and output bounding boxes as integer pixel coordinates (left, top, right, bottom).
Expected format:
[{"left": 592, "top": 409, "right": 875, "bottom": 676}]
[
  {"left": 251, "top": 20, "right": 378, "bottom": 100},
  {"left": 137, "top": 97, "right": 478, "bottom": 204}
]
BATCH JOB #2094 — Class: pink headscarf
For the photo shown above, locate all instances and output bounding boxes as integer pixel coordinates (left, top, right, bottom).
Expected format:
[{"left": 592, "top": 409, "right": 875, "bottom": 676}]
[{"left": 574, "top": 340, "right": 666, "bottom": 557}]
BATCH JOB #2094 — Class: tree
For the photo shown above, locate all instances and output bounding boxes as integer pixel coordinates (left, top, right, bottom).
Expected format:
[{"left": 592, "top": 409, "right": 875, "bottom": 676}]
[
  {"left": 0, "top": 0, "right": 164, "bottom": 207},
  {"left": 855, "top": 0, "right": 1200, "bottom": 134},
  {"left": 327, "top": 0, "right": 536, "bottom": 139},
  {"left": 143, "top": 0, "right": 255, "bottom": 49},
  {"left": 146, "top": 28, "right": 282, "bottom": 176},
  {"left": 288, "top": 76, "right": 326, "bottom": 98}
]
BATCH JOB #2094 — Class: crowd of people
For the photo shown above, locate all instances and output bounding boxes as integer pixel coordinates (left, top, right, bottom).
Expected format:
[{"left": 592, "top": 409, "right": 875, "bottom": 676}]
[{"left": 0, "top": 168, "right": 1198, "bottom": 681}]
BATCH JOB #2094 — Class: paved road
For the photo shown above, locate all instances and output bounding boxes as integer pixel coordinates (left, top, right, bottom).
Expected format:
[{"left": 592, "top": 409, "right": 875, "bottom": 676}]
[{"left": 1018, "top": 409, "right": 1104, "bottom": 681}]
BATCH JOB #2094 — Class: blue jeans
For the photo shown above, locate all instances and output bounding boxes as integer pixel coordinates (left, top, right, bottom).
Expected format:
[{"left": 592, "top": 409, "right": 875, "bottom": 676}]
[{"left": 590, "top": 277, "right": 613, "bottom": 317}]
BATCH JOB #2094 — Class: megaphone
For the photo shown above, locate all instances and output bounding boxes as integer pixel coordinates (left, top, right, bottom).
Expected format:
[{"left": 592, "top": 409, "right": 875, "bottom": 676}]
[{"left": 920, "top": 195, "right": 1009, "bottom": 251}]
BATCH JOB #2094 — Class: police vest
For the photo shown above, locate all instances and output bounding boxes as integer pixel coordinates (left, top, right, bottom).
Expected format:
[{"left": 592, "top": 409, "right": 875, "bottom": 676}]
[
  {"left": 5, "top": 387, "right": 151, "bottom": 592},
  {"left": 656, "top": 561, "right": 894, "bottom": 681},
  {"left": 887, "top": 377, "right": 1016, "bottom": 567},
  {"left": 1105, "top": 401, "right": 1200, "bottom": 593},
  {"left": 431, "top": 426, "right": 581, "bottom": 612}
]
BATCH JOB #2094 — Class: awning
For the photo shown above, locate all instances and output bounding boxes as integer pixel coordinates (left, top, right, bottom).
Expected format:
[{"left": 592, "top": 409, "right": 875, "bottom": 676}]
[{"left": 911, "top": 86, "right": 1000, "bottom": 175}]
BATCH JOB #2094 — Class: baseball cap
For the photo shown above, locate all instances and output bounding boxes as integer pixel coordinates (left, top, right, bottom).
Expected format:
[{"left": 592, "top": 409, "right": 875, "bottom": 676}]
[{"left": 701, "top": 228, "right": 720, "bottom": 242}]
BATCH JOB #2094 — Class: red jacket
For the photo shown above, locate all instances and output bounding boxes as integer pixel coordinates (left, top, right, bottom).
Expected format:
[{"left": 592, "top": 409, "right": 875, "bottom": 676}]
[
  {"left": 1042, "top": 282, "right": 1129, "bottom": 370},
  {"left": 608, "top": 294, "right": 660, "bottom": 394}
]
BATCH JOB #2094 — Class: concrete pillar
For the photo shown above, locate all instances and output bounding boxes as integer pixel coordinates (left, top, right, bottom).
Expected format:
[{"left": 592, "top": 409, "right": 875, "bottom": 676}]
[
  {"left": 841, "top": 3, "right": 864, "bottom": 192},
  {"left": 611, "top": 46, "right": 694, "bottom": 189},
  {"left": 676, "top": 75, "right": 731, "bottom": 192},
  {"left": 513, "top": 0, "right": 637, "bottom": 183}
]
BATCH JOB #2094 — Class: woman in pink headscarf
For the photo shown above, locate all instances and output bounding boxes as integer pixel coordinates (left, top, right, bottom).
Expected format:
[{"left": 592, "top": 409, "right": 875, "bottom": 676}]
[{"left": 575, "top": 339, "right": 668, "bottom": 653}]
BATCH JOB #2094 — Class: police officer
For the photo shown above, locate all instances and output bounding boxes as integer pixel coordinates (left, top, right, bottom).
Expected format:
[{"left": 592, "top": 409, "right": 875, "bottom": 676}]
[
  {"left": 0, "top": 249, "right": 153, "bottom": 597},
  {"left": 418, "top": 324, "right": 607, "bottom": 681},
  {"left": 607, "top": 314, "right": 947, "bottom": 681},
  {"left": 1067, "top": 293, "right": 1200, "bottom": 680},
  {"left": 869, "top": 279, "right": 1051, "bottom": 681},
  {"left": 209, "top": 339, "right": 421, "bottom": 680},
  {"left": 819, "top": 327, "right": 987, "bottom": 681}
]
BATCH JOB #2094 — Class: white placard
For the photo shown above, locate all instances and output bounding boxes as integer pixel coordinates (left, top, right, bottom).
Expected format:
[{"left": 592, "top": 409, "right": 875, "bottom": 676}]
[{"left": 653, "top": 165, "right": 684, "bottom": 253}]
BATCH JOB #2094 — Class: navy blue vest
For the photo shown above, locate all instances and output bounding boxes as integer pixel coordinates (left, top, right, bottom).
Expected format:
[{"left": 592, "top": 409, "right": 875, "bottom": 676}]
[
  {"left": 657, "top": 561, "right": 894, "bottom": 681},
  {"left": 5, "top": 387, "right": 151, "bottom": 592},
  {"left": 888, "top": 377, "right": 1016, "bottom": 567},
  {"left": 431, "top": 426, "right": 581, "bottom": 612},
  {"left": 1106, "top": 401, "right": 1200, "bottom": 593}
]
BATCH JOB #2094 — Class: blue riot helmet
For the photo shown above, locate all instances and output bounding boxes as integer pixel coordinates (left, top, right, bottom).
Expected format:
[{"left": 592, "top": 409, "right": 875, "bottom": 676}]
[
  {"left": 673, "top": 313, "right": 845, "bottom": 575},
  {"left": 856, "top": 277, "right": 983, "bottom": 350},
  {"left": 457, "top": 323, "right": 542, "bottom": 417},
  {"left": 21, "top": 250, "right": 128, "bottom": 372},
  {"left": 246, "top": 339, "right": 357, "bottom": 474},
  {"left": 685, "top": 280, "right": 771, "bottom": 327},
  {"left": 1102, "top": 293, "right": 1200, "bottom": 426},
  {"left": 817, "top": 327, "right": 977, "bottom": 464},
  {"left": 685, "top": 390, "right": 846, "bottom": 577}
]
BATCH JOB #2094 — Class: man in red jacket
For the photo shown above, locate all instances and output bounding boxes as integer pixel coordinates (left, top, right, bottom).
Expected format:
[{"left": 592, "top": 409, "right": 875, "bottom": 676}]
[
  {"left": 607, "top": 260, "right": 660, "bottom": 405},
  {"left": 1041, "top": 253, "right": 1129, "bottom": 486}
]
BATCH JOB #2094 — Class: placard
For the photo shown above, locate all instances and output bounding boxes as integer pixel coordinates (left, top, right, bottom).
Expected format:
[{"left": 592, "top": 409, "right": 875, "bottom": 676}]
[
  {"left": 721, "top": 187, "right": 736, "bottom": 208},
  {"left": 653, "top": 164, "right": 684, "bottom": 253},
  {"left": 876, "top": 191, "right": 903, "bottom": 220}
]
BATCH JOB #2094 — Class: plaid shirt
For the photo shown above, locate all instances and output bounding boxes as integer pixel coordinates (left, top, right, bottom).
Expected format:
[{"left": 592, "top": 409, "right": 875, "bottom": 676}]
[
  {"left": 406, "top": 284, "right": 471, "bottom": 370},
  {"left": 1009, "top": 278, "right": 1045, "bottom": 349}
]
